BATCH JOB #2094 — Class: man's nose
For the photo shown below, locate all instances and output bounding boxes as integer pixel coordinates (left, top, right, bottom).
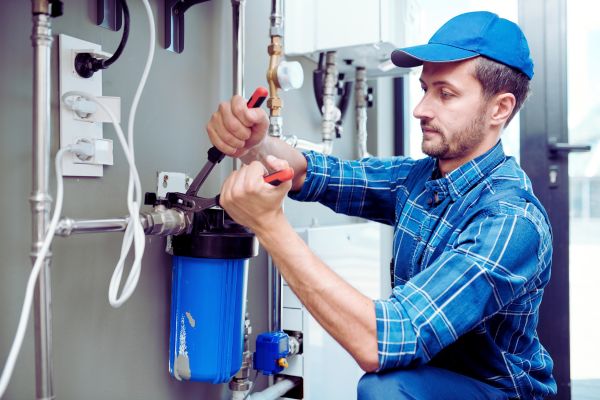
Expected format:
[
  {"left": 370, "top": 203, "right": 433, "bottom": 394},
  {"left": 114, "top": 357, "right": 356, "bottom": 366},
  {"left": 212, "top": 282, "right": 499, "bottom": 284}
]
[{"left": 413, "top": 95, "right": 434, "bottom": 120}]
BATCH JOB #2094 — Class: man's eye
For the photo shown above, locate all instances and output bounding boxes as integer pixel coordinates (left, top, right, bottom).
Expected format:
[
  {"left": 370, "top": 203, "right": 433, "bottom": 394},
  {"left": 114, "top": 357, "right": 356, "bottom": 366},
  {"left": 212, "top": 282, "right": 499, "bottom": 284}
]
[{"left": 441, "top": 90, "right": 453, "bottom": 98}]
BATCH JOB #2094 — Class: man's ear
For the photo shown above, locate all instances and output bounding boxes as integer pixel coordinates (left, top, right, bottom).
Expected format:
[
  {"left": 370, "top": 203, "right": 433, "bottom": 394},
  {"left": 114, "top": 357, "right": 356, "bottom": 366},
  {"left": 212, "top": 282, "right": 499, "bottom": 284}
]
[{"left": 489, "top": 93, "right": 516, "bottom": 128}]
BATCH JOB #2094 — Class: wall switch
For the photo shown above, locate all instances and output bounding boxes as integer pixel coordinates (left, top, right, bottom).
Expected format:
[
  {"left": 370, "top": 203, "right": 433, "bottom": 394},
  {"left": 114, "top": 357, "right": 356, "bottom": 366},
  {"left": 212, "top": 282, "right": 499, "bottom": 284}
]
[{"left": 58, "top": 34, "right": 118, "bottom": 177}]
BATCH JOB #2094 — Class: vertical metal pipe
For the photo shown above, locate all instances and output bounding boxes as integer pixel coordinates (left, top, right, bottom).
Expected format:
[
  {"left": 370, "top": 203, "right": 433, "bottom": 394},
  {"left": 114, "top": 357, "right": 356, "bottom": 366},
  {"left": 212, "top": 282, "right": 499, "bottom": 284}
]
[
  {"left": 30, "top": 1, "right": 54, "bottom": 399},
  {"left": 270, "top": 0, "right": 283, "bottom": 35},
  {"left": 232, "top": 0, "right": 245, "bottom": 98},
  {"left": 267, "top": 0, "right": 284, "bottom": 333},
  {"left": 231, "top": 0, "right": 246, "bottom": 171},
  {"left": 229, "top": 2, "right": 252, "bottom": 398},
  {"left": 269, "top": 255, "right": 281, "bottom": 331}
]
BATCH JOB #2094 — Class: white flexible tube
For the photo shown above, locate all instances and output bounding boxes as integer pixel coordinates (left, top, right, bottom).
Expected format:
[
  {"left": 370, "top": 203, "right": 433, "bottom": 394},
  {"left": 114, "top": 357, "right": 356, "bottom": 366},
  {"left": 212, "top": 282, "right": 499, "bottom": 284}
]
[
  {"left": 62, "top": 90, "right": 145, "bottom": 308},
  {"left": 247, "top": 379, "right": 296, "bottom": 400},
  {"left": 0, "top": 2, "right": 156, "bottom": 396},
  {"left": 0, "top": 148, "right": 69, "bottom": 398},
  {"left": 112, "top": 0, "right": 156, "bottom": 308},
  {"left": 114, "top": 0, "right": 156, "bottom": 307},
  {"left": 62, "top": 0, "right": 156, "bottom": 308},
  {"left": 108, "top": 0, "right": 156, "bottom": 308}
]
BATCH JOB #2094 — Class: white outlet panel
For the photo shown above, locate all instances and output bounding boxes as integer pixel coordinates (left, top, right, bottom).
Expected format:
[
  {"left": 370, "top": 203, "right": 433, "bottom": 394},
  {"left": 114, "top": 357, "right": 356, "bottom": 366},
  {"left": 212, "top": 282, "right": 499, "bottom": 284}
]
[
  {"left": 59, "top": 34, "right": 106, "bottom": 177},
  {"left": 156, "top": 172, "right": 194, "bottom": 198}
]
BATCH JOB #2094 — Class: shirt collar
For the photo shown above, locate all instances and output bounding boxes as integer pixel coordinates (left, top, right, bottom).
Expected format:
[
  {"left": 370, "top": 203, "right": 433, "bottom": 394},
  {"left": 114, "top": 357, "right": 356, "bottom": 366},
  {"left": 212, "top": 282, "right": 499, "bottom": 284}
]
[{"left": 425, "top": 141, "right": 506, "bottom": 202}]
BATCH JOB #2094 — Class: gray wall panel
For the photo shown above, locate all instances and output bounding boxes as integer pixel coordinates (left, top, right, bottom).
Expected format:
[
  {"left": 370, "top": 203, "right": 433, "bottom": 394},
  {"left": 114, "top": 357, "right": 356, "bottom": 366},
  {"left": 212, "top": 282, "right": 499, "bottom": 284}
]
[{"left": 0, "top": 1, "right": 393, "bottom": 398}]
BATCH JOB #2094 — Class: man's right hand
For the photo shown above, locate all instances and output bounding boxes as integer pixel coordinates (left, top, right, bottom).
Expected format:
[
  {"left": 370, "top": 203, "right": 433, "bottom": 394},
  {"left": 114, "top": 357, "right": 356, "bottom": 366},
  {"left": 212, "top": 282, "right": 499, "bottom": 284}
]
[{"left": 206, "top": 95, "right": 269, "bottom": 158}]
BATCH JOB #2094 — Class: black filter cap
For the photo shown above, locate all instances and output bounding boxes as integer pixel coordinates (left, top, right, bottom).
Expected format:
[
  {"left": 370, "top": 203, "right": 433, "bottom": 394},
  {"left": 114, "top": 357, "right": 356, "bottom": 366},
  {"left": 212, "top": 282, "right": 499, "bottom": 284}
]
[{"left": 171, "top": 208, "right": 258, "bottom": 259}]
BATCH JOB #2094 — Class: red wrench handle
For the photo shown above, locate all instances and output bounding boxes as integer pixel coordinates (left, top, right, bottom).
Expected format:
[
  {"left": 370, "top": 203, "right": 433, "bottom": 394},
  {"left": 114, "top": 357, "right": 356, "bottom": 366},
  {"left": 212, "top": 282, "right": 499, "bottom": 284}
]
[
  {"left": 263, "top": 168, "right": 294, "bottom": 186},
  {"left": 247, "top": 87, "right": 268, "bottom": 108}
]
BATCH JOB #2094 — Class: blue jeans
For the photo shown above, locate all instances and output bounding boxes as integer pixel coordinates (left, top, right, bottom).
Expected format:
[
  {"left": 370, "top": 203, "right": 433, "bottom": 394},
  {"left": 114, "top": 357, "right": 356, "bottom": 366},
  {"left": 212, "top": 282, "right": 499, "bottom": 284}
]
[{"left": 357, "top": 365, "right": 510, "bottom": 400}]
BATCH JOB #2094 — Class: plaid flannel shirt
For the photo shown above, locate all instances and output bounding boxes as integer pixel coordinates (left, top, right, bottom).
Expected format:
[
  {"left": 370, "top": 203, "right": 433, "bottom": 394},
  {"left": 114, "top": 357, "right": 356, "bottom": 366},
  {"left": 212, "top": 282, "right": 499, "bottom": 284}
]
[{"left": 289, "top": 142, "right": 556, "bottom": 399}]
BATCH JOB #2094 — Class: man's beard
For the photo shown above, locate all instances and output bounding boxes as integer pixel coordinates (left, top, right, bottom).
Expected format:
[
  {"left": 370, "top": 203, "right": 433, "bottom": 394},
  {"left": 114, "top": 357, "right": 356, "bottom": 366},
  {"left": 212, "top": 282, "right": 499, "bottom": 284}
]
[{"left": 421, "top": 112, "right": 487, "bottom": 159}]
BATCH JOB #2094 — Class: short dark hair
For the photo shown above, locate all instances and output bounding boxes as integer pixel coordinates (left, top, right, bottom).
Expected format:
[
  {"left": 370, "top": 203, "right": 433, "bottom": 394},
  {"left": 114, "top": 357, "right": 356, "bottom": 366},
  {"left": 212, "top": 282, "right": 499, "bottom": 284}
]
[{"left": 474, "top": 56, "right": 531, "bottom": 127}]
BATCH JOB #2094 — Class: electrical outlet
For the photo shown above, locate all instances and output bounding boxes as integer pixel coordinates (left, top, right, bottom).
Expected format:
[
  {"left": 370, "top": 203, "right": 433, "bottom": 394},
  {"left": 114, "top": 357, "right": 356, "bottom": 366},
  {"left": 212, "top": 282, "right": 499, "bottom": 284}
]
[
  {"left": 58, "top": 34, "right": 111, "bottom": 177},
  {"left": 157, "top": 172, "right": 194, "bottom": 198}
]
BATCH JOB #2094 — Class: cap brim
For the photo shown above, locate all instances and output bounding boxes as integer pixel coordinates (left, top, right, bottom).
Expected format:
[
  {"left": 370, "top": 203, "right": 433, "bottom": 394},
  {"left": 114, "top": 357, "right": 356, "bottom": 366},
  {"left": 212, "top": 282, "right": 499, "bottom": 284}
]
[{"left": 391, "top": 43, "right": 479, "bottom": 68}]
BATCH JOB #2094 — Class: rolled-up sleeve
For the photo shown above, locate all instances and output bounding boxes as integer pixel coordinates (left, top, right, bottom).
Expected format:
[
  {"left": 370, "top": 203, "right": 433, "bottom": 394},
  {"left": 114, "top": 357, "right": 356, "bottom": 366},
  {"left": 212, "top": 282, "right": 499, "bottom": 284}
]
[
  {"left": 375, "top": 212, "right": 545, "bottom": 371},
  {"left": 289, "top": 151, "right": 416, "bottom": 225}
]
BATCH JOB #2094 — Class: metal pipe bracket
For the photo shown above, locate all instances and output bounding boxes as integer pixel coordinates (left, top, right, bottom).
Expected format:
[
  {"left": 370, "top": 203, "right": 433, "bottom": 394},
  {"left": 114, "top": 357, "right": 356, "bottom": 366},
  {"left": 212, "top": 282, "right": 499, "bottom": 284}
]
[{"left": 165, "top": 0, "right": 211, "bottom": 53}]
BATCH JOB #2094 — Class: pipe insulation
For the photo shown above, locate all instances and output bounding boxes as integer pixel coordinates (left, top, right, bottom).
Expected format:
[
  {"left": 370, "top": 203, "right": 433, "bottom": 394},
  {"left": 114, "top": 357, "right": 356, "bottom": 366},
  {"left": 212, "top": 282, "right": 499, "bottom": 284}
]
[
  {"left": 355, "top": 67, "right": 371, "bottom": 158},
  {"left": 320, "top": 51, "right": 341, "bottom": 155}
]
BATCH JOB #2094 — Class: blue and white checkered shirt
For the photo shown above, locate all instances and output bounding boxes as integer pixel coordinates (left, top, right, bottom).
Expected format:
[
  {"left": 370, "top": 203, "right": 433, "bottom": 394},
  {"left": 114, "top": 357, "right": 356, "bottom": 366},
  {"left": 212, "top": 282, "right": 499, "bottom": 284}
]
[{"left": 289, "top": 142, "right": 556, "bottom": 399}]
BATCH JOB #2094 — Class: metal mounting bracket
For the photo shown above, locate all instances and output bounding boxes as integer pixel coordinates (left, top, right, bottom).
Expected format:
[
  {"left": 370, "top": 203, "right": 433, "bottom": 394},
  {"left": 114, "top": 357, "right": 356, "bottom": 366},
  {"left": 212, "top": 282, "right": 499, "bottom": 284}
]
[
  {"left": 165, "top": 0, "right": 211, "bottom": 53},
  {"left": 97, "top": 0, "right": 122, "bottom": 31}
]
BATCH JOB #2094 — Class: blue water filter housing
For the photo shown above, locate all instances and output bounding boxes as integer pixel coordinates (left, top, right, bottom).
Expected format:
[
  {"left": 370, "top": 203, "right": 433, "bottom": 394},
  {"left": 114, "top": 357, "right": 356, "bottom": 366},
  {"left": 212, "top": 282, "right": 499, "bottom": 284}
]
[{"left": 168, "top": 208, "right": 258, "bottom": 383}]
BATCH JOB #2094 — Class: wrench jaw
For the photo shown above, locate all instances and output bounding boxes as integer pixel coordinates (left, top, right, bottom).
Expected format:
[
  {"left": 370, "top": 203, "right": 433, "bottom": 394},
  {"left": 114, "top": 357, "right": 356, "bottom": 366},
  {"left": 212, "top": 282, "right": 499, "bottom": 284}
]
[
  {"left": 142, "top": 150, "right": 223, "bottom": 238},
  {"left": 165, "top": 192, "right": 219, "bottom": 214},
  {"left": 142, "top": 88, "right": 271, "bottom": 238}
]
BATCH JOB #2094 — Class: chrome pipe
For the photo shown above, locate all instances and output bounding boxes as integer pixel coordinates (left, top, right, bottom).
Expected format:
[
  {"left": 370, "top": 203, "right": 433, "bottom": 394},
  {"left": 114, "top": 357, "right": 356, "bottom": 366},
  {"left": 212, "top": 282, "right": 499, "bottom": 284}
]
[
  {"left": 56, "top": 208, "right": 192, "bottom": 238},
  {"left": 232, "top": 0, "right": 245, "bottom": 98},
  {"left": 232, "top": 0, "right": 246, "bottom": 171},
  {"left": 30, "top": 1, "right": 54, "bottom": 398},
  {"left": 281, "top": 135, "right": 333, "bottom": 154},
  {"left": 270, "top": 0, "right": 283, "bottom": 36},
  {"left": 268, "top": 255, "right": 281, "bottom": 331},
  {"left": 229, "top": 310, "right": 253, "bottom": 398},
  {"left": 55, "top": 218, "right": 130, "bottom": 237},
  {"left": 267, "top": 0, "right": 284, "bottom": 333},
  {"left": 230, "top": 3, "right": 253, "bottom": 397}
]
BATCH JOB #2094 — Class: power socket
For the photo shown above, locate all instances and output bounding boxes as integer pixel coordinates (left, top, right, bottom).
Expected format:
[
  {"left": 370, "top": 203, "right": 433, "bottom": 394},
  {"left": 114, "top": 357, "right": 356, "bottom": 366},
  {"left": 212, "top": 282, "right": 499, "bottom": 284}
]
[{"left": 58, "top": 34, "right": 115, "bottom": 177}]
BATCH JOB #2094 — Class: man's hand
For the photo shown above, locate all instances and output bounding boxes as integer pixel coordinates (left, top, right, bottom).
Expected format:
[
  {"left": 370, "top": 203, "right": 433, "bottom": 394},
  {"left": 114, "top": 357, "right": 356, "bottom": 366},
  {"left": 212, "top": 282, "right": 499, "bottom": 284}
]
[
  {"left": 206, "top": 95, "right": 269, "bottom": 158},
  {"left": 219, "top": 156, "right": 293, "bottom": 233}
]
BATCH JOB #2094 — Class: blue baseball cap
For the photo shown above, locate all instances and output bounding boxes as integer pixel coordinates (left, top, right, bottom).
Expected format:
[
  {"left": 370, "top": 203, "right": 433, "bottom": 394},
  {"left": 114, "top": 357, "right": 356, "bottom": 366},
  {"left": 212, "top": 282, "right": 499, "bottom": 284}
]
[{"left": 391, "top": 11, "right": 534, "bottom": 79}]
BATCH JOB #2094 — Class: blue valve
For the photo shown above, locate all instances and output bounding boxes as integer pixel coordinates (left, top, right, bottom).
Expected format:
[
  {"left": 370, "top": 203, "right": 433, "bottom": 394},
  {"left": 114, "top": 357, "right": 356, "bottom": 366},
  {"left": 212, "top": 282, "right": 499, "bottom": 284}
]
[{"left": 254, "top": 331, "right": 290, "bottom": 375}]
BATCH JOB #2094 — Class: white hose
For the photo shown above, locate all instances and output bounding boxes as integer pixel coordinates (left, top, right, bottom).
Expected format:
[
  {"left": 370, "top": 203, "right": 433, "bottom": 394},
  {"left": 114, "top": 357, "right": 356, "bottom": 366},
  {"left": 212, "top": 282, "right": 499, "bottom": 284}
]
[
  {"left": 109, "top": 0, "right": 156, "bottom": 308},
  {"left": 1, "top": 1, "right": 156, "bottom": 396},
  {"left": 63, "top": 89, "right": 146, "bottom": 308},
  {"left": 0, "top": 148, "right": 68, "bottom": 398},
  {"left": 63, "top": 0, "right": 156, "bottom": 308},
  {"left": 247, "top": 379, "right": 297, "bottom": 400}
]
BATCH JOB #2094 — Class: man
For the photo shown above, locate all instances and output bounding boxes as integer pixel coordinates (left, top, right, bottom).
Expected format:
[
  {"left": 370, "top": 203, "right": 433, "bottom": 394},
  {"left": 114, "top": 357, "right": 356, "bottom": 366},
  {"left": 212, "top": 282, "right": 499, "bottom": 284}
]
[{"left": 207, "top": 11, "right": 556, "bottom": 400}]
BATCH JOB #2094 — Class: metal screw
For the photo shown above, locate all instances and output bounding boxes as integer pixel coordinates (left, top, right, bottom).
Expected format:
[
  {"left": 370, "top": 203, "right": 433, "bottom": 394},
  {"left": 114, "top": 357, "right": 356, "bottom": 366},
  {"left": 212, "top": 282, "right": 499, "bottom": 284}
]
[{"left": 162, "top": 175, "right": 169, "bottom": 188}]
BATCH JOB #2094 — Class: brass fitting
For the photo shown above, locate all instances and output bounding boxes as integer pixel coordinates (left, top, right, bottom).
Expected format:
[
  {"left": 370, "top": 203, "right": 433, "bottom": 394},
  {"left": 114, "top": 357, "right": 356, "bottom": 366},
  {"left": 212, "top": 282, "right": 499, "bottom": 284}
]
[{"left": 266, "top": 35, "right": 283, "bottom": 117}]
